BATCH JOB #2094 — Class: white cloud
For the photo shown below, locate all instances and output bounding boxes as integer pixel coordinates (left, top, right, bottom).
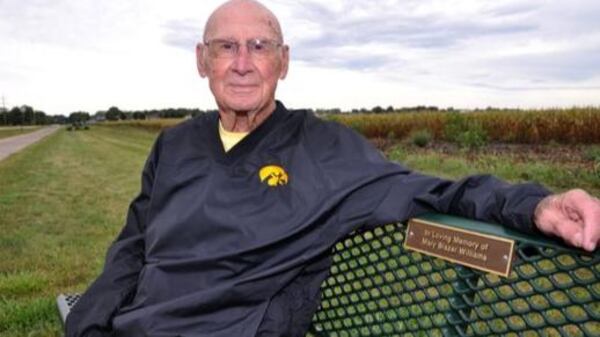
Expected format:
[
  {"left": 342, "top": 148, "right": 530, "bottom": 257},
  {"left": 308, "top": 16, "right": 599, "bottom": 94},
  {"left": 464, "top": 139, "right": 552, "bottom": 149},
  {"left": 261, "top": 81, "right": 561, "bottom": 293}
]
[{"left": 1, "top": 0, "right": 599, "bottom": 114}]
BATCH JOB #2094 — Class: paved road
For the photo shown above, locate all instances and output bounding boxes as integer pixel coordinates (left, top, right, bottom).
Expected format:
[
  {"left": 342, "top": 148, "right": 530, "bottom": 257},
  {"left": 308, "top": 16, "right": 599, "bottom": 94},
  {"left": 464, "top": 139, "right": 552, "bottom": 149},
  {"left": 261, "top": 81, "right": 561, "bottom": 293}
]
[{"left": 0, "top": 125, "right": 61, "bottom": 162}]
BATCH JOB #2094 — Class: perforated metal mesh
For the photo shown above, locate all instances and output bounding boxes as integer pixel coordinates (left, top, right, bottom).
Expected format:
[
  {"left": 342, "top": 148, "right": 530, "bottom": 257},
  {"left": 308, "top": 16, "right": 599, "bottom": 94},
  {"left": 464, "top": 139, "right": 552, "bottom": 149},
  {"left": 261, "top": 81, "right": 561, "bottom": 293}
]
[
  {"left": 57, "top": 293, "right": 82, "bottom": 324},
  {"left": 310, "top": 223, "right": 600, "bottom": 337}
]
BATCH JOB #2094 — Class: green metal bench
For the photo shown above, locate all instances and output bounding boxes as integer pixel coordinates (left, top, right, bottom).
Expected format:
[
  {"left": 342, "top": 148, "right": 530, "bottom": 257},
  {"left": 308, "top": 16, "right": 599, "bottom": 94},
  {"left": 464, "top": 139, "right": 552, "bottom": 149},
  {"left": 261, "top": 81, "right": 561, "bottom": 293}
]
[
  {"left": 309, "top": 214, "right": 599, "bottom": 337},
  {"left": 58, "top": 214, "right": 600, "bottom": 337}
]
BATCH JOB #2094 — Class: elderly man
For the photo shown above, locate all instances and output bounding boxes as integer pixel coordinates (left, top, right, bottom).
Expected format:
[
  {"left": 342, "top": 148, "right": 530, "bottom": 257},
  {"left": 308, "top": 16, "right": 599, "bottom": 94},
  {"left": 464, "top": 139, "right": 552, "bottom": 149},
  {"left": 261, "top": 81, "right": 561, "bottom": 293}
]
[{"left": 66, "top": 1, "right": 600, "bottom": 336}]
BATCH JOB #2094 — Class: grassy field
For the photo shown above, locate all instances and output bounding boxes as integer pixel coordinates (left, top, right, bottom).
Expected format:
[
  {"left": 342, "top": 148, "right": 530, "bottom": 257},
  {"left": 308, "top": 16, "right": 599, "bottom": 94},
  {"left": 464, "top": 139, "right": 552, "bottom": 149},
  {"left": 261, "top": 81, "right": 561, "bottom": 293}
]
[
  {"left": 0, "top": 126, "right": 155, "bottom": 337},
  {"left": 384, "top": 142, "right": 600, "bottom": 195},
  {"left": 0, "top": 126, "right": 43, "bottom": 140},
  {"left": 0, "top": 124, "right": 598, "bottom": 336}
]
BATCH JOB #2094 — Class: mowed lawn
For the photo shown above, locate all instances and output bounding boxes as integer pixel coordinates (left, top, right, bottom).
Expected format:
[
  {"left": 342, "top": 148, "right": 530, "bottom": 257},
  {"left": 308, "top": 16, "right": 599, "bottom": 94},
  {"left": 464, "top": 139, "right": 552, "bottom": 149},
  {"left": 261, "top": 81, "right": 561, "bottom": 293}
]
[
  {"left": 0, "top": 124, "right": 599, "bottom": 337},
  {"left": 386, "top": 145, "right": 600, "bottom": 196},
  {"left": 0, "top": 126, "right": 43, "bottom": 140},
  {"left": 0, "top": 126, "right": 156, "bottom": 337}
]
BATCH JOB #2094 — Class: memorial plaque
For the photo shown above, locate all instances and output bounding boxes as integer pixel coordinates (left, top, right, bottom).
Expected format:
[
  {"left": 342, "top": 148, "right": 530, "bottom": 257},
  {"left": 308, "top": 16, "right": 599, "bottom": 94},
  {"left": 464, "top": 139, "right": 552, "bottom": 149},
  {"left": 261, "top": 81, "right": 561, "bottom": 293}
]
[{"left": 404, "top": 218, "right": 515, "bottom": 277}]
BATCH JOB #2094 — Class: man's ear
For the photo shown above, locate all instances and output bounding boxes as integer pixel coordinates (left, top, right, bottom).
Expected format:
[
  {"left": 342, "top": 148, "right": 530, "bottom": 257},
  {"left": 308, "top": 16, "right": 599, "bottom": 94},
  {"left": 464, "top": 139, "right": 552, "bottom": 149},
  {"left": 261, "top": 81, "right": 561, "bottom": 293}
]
[
  {"left": 279, "top": 45, "right": 290, "bottom": 80},
  {"left": 196, "top": 43, "right": 208, "bottom": 78}
]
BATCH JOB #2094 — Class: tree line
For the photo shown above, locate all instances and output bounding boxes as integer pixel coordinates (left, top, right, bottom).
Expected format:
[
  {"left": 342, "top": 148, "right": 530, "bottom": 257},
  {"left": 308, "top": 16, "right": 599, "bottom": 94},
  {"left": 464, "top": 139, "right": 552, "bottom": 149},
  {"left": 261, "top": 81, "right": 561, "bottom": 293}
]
[
  {"left": 68, "top": 106, "right": 218, "bottom": 124},
  {"left": 97, "top": 106, "right": 216, "bottom": 121},
  {"left": 0, "top": 105, "right": 218, "bottom": 126},
  {"left": 1, "top": 103, "right": 529, "bottom": 127},
  {"left": 0, "top": 105, "right": 65, "bottom": 126}
]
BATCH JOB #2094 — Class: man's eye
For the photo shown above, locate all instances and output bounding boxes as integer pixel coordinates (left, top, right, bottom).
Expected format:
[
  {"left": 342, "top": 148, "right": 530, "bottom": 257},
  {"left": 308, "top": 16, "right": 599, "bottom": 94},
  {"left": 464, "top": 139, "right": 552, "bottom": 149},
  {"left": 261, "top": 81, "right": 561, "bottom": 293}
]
[
  {"left": 219, "top": 42, "right": 235, "bottom": 51},
  {"left": 250, "top": 41, "right": 268, "bottom": 53}
]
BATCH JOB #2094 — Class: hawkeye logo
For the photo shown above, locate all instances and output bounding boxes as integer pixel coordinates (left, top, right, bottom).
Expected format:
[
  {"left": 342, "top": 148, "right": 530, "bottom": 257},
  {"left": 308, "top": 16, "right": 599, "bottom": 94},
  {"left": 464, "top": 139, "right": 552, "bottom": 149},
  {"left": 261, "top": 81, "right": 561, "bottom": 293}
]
[{"left": 259, "top": 165, "right": 289, "bottom": 187}]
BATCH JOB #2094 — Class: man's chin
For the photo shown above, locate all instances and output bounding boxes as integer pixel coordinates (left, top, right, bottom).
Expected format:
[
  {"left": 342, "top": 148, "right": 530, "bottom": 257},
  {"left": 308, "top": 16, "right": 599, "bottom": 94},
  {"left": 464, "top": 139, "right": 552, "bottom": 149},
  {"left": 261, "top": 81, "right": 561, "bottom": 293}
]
[{"left": 222, "top": 99, "right": 265, "bottom": 114}]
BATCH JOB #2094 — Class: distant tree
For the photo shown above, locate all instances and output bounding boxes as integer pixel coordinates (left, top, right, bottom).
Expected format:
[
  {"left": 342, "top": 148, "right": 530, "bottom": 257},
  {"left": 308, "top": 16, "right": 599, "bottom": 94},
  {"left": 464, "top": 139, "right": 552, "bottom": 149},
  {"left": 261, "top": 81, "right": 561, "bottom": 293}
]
[
  {"left": 0, "top": 109, "right": 7, "bottom": 126},
  {"left": 372, "top": 106, "right": 384, "bottom": 113},
  {"left": 8, "top": 107, "right": 22, "bottom": 125},
  {"left": 21, "top": 105, "right": 34, "bottom": 124},
  {"left": 160, "top": 108, "right": 188, "bottom": 118},
  {"left": 33, "top": 110, "right": 46, "bottom": 125},
  {"left": 93, "top": 111, "right": 106, "bottom": 121},
  {"left": 53, "top": 115, "right": 68, "bottom": 124},
  {"left": 386, "top": 105, "right": 394, "bottom": 112},
  {"left": 106, "top": 106, "right": 121, "bottom": 121},
  {"left": 68, "top": 111, "right": 90, "bottom": 124},
  {"left": 190, "top": 109, "right": 205, "bottom": 118},
  {"left": 0, "top": 105, "right": 50, "bottom": 125},
  {"left": 133, "top": 112, "right": 145, "bottom": 120}
]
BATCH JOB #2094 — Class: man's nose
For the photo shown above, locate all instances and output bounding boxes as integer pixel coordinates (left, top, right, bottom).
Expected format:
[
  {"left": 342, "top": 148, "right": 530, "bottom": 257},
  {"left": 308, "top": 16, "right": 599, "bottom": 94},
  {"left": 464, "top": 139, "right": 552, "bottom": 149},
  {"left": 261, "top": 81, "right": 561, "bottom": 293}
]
[{"left": 231, "top": 46, "right": 253, "bottom": 74}]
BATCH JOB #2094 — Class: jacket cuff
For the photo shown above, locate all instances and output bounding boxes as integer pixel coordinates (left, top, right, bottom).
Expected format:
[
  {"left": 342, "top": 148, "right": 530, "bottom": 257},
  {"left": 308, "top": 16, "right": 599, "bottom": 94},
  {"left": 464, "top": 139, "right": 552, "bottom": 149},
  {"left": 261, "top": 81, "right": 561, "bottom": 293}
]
[{"left": 510, "top": 194, "right": 549, "bottom": 234}]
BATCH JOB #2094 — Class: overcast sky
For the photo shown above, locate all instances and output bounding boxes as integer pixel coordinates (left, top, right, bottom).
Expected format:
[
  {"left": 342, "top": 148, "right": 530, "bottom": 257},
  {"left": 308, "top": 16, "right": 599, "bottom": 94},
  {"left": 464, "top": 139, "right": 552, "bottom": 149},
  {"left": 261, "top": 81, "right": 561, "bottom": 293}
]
[{"left": 1, "top": 0, "right": 600, "bottom": 115}]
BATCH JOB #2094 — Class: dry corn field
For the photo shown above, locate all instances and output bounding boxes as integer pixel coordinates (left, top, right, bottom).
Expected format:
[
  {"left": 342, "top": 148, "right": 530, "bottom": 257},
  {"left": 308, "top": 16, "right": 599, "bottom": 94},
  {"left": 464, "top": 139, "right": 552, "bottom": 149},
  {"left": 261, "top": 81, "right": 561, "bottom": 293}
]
[
  {"left": 106, "top": 107, "right": 600, "bottom": 144},
  {"left": 328, "top": 107, "right": 600, "bottom": 144}
]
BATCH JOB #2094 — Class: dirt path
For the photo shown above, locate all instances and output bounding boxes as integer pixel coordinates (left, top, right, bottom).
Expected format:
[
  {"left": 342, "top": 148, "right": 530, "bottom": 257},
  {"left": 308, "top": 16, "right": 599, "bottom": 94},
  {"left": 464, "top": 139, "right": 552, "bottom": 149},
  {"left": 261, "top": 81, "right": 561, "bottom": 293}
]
[{"left": 0, "top": 125, "right": 60, "bottom": 162}]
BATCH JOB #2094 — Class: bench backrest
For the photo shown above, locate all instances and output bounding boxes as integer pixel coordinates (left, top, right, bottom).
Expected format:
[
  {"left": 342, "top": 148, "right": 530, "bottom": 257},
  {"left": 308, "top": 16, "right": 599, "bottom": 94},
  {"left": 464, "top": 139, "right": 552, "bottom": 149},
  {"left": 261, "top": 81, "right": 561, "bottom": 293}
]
[{"left": 309, "top": 214, "right": 600, "bottom": 337}]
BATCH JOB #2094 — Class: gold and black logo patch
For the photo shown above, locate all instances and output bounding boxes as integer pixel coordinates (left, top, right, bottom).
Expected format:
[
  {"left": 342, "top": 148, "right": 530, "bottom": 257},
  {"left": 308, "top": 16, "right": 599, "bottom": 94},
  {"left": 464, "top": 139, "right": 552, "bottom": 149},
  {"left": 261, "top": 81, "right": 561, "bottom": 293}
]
[{"left": 259, "top": 165, "right": 289, "bottom": 187}]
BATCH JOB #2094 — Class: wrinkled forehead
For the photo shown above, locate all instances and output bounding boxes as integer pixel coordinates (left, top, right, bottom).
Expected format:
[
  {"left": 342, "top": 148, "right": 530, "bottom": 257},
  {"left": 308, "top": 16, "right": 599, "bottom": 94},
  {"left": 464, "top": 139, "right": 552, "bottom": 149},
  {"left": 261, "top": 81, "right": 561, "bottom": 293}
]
[{"left": 203, "top": 3, "right": 283, "bottom": 42}]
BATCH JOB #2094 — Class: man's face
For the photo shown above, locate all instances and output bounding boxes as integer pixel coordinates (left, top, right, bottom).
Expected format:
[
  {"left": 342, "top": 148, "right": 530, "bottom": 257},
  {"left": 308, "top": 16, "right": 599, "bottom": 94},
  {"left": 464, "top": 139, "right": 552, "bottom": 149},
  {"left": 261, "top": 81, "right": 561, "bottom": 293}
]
[{"left": 197, "top": 4, "right": 289, "bottom": 114}]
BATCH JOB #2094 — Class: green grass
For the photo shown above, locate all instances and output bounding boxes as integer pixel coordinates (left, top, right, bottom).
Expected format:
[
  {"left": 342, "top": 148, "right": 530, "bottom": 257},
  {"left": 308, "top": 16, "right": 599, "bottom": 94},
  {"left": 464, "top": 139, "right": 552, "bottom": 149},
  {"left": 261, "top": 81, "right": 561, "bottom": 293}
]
[
  {"left": 0, "top": 124, "right": 598, "bottom": 336},
  {"left": 387, "top": 144, "right": 600, "bottom": 195},
  {"left": 0, "top": 126, "right": 42, "bottom": 140},
  {"left": 0, "top": 126, "right": 156, "bottom": 337}
]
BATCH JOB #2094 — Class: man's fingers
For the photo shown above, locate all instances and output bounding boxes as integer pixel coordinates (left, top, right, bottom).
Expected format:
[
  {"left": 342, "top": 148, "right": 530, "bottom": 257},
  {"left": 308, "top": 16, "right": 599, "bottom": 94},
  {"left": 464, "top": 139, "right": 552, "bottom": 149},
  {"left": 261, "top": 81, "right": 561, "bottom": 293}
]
[
  {"left": 564, "top": 189, "right": 600, "bottom": 252},
  {"left": 572, "top": 231, "right": 583, "bottom": 249},
  {"left": 581, "top": 202, "right": 600, "bottom": 252},
  {"left": 552, "top": 220, "right": 584, "bottom": 248},
  {"left": 534, "top": 190, "right": 599, "bottom": 251}
]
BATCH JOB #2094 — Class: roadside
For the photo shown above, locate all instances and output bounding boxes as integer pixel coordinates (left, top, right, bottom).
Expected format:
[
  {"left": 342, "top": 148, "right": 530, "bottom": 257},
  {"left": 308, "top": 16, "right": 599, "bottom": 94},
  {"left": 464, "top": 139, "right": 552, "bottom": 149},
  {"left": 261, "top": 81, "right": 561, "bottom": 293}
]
[
  {"left": 0, "top": 125, "right": 60, "bottom": 162},
  {"left": 0, "top": 126, "right": 43, "bottom": 140}
]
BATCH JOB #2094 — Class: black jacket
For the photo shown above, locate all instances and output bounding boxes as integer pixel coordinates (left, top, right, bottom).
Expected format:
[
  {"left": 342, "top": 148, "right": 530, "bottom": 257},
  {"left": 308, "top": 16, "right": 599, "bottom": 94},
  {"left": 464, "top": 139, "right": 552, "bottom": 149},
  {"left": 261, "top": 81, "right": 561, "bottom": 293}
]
[{"left": 66, "top": 102, "right": 549, "bottom": 337}]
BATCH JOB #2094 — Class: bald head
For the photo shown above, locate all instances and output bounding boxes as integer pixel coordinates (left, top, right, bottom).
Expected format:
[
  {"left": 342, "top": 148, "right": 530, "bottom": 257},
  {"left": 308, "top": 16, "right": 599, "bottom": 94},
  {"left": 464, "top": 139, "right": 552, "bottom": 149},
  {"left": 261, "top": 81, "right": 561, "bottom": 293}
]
[
  {"left": 203, "top": 0, "right": 284, "bottom": 42},
  {"left": 196, "top": 0, "right": 290, "bottom": 131}
]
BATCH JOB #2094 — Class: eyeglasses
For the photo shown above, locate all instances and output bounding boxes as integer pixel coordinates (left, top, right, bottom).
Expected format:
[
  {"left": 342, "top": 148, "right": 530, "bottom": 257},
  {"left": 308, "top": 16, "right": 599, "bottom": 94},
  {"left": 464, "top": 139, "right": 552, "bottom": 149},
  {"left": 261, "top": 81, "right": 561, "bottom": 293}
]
[{"left": 204, "top": 38, "right": 283, "bottom": 59}]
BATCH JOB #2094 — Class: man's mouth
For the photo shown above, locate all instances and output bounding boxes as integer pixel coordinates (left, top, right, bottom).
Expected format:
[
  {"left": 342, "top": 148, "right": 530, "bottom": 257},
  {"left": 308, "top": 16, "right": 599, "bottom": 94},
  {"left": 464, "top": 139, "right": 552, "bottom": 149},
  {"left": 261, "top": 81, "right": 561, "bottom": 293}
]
[
  {"left": 229, "top": 83, "right": 258, "bottom": 87},
  {"left": 228, "top": 84, "right": 258, "bottom": 93}
]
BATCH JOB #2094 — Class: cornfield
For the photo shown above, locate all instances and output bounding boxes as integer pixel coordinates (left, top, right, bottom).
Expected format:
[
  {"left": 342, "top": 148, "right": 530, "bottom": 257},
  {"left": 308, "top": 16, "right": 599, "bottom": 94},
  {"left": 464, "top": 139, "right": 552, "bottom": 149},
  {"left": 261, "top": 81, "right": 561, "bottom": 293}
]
[
  {"left": 101, "top": 107, "right": 600, "bottom": 144},
  {"left": 329, "top": 107, "right": 600, "bottom": 144}
]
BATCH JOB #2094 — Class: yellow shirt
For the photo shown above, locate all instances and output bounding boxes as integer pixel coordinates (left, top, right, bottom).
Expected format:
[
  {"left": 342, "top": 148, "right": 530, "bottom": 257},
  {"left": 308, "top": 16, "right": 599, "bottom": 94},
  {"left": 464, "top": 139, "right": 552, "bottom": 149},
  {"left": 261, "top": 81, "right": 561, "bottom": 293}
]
[{"left": 219, "top": 121, "right": 249, "bottom": 152}]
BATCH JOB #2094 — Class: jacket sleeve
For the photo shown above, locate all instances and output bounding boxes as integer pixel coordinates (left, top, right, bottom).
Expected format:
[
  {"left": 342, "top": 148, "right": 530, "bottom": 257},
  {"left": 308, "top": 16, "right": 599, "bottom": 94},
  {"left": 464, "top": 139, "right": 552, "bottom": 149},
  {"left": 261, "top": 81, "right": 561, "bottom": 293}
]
[
  {"left": 321, "top": 123, "right": 552, "bottom": 236},
  {"left": 347, "top": 170, "right": 551, "bottom": 234},
  {"left": 65, "top": 133, "right": 162, "bottom": 337}
]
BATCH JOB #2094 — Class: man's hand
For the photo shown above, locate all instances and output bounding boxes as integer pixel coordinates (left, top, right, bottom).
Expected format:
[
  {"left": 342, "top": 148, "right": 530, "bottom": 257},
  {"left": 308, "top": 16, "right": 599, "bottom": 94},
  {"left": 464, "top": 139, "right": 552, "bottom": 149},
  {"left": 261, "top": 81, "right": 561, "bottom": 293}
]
[{"left": 534, "top": 189, "right": 600, "bottom": 252}]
